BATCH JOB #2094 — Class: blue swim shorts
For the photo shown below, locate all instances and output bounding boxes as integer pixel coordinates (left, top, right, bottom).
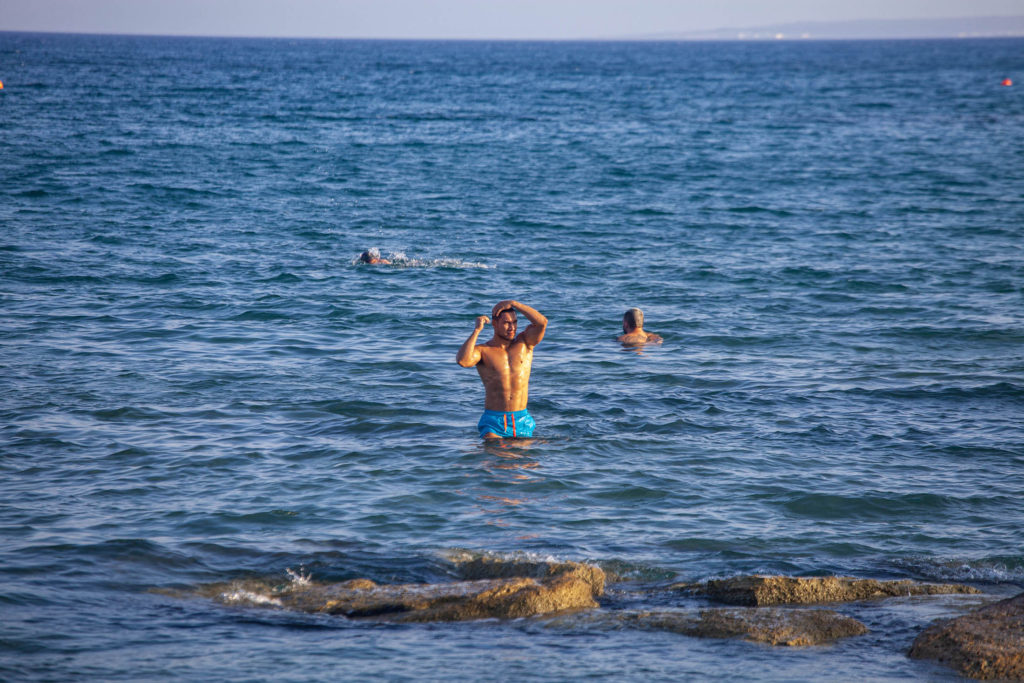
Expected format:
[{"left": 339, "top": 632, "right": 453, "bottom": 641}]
[{"left": 478, "top": 409, "right": 536, "bottom": 439}]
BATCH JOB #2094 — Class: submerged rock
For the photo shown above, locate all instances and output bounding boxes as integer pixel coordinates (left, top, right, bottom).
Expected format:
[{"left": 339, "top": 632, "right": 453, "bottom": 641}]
[
  {"left": 544, "top": 608, "right": 868, "bottom": 646},
  {"left": 656, "top": 608, "right": 868, "bottom": 646},
  {"left": 194, "top": 559, "right": 603, "bottom": 623},
  {"left": 908, "top": 591, "right": 1024, "bottom": 680},
  {"left": 678, "top": 575, "right": 980, "bottom": 606}
]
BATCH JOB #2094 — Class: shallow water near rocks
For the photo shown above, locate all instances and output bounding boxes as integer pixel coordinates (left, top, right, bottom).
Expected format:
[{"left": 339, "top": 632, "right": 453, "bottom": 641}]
[{"left": 2, "top": 33, "right": 1023, "bottom": 680}]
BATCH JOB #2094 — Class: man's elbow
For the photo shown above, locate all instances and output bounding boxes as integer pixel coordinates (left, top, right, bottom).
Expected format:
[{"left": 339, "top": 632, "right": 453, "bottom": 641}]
[{"left": 528, "top": 320, "right": 548, "bottom": 344}]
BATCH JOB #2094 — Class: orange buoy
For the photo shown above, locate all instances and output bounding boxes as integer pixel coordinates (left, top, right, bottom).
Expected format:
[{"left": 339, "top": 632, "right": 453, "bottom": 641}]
[
  {"left": 0, "top": 80, "right": 4, "bottom": 90},
  {"left": 1003, "top": 78, "right": 1014, "bottom": 87}
]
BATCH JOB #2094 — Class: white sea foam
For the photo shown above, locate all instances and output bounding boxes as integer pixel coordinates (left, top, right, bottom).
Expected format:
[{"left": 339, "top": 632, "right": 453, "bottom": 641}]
[
  {"left": 351, "top": 250, "right": 490, "bottom": 269},
  {"left": 891, "top": 557, "right": 1024, "bottom": 586},
  {"left": 286, "top": 566, "right": 312, "bottom": 585},
  {"left": 219, "top": 589, "right": 283, "bottom": 607}
]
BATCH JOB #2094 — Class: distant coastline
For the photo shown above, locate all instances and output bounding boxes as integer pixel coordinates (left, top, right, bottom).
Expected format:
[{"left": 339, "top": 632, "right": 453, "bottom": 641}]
[
  {"left": 626, "top": 15, "right": 1024, "bottom": 41},
  {"left": 1, "top": 15, "right": 1024, "bottom": 42}
]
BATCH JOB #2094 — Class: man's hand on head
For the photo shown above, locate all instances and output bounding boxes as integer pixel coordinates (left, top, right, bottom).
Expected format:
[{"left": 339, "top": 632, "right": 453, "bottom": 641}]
[{"left": 492, "top": 300, "right": 516, "bottom": 318}]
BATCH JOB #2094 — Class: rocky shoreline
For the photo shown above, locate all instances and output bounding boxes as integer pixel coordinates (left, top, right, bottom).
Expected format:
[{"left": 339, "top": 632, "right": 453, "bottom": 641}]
[
  {"left": 171, "top": 554, "right": 1022, "bottom": 679},
  {"left": 909, "top": 591, "right": 1024, "bottom": 679}
]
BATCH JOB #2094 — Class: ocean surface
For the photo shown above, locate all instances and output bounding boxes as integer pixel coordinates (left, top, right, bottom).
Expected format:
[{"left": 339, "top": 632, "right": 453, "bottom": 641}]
[{"left": 1, "top": 33, "right": 1023, "bottom": 680}]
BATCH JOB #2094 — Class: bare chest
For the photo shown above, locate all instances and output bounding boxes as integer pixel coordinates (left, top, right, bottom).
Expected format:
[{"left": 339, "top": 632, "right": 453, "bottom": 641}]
[{"left": 478, "top": 344, "right": 533, "bottom": 377}]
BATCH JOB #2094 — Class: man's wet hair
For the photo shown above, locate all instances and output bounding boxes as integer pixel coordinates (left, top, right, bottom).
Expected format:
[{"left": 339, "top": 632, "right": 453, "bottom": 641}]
[
  {"left": 624, "top": 308, "right": 643, "bottom": 330},
  {"left": 493, "top": 307, "right": 516, "bottom": 320},
  {"left": 360, "top": 248, "right": 382, "bottom": 263}
]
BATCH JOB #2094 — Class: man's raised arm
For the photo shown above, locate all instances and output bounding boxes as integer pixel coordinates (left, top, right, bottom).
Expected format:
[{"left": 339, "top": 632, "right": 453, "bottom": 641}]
[
  {"left": 456, "top": 315, "right": 489, "bottom": 367},
  {"left": 494, "top": 300, "right": 547, "bottom": 347}
]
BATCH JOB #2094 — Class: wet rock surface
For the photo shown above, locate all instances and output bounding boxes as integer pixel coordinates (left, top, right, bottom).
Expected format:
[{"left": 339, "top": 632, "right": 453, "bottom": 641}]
[
  {"left": 446, "top": 551, "right": 605, "bottom": 597},
  {"left": 196, "top": 560, "right": 603, "bottom": 623},
  {"left": 175, "top": 558, "right": 1005, "bottom": 663},
  {"left": 908, "top": 591, "right": 1024, "bottom": 680},
  {"left": 543, "top": 607, "right": 868, "bottom": 646},
  {"left": 649, "top": 608, "right": 869, "bottom": 646},
  {"left": 677, "top": 575, "right": 980, "bottom": 606}
]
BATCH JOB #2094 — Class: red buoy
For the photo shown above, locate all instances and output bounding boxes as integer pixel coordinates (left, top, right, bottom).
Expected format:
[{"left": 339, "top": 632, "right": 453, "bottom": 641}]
[{"left": 1003, "top": 78, "right": 1014, "bottom": 87}]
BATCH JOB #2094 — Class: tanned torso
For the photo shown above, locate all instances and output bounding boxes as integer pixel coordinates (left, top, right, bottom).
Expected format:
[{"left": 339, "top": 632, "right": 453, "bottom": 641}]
[{"left": 475, "top": 336, "right": 533, "bottom": 412}]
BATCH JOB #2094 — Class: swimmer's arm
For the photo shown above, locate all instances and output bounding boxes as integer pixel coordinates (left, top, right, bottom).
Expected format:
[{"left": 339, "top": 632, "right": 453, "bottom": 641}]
[
  {"left": 456, "top": 316, "right": 488, "bottom": 367},
  {"left": 647, "top": 332, "right": 663, "bottom": 343},
  {"left": 501, "top": 300, "right": 547, "bottom": 347}
]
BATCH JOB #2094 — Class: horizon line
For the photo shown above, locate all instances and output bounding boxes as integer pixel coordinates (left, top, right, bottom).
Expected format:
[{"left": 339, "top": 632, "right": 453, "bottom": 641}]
[
  {"left": 3, "top": 14, "right": 1024, "bottom": 43},
  {"left": 3, "top": 28, "right": 1024, "bottom": 43}
]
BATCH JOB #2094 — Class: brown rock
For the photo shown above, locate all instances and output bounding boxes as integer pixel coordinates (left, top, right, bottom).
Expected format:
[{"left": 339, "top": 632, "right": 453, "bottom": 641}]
[
  {"left": 395, "top": 573, "right": 599, "bottom": 623},
  {"left": 446, "top": 552, "right": 606, "bottom": 598},
  {"left": 198, "top": 567, "right": 601, "bottom": 622},
  {"left": 692, "top": 610, "right": 868, "bottom": 647},
  {"left": 681, "top": 608, "right": 868, "bottom": 646},
  {"left": 544, "top": 608, "right": 868, "bottom": 646},
  {"left": 909, "top": 591, "right": 1024, "bottom": 680},
  {"left": 681, "top": 575, "right": 980, "bottom": 606}
]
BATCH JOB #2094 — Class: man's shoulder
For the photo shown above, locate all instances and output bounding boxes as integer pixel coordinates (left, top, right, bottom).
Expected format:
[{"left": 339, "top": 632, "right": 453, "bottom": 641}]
[
  {"left": 512, "top": 331, "right": 541, "bottom": 350},
  {"left": 619, "top": 331, "right": 662, "bottom": 345}
]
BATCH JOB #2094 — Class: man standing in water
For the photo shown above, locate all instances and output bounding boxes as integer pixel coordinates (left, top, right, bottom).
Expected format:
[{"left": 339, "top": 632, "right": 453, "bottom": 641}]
[{"left": 456, "top": 300, "right": 547, "bottom": 439}]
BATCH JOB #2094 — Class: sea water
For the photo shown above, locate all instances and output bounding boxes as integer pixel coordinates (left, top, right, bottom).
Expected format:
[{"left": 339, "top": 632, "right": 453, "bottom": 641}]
[{"left": 1, "top": 33, "right": 1022, "bottom": 680}]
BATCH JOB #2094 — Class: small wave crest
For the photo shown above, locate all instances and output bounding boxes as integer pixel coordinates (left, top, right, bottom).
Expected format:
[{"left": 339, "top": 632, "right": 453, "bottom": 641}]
[
  {"left": 890, "top": 556, "right": 1024, "bottom": 586},
  {"left": 199, "top": 572, "right": 312, "bottom": 609},
  {"left": 438, "top": 548, "right": 564, "bottom": 569},
  {"left": 595, "top": 558, "right": 678, "bottom": 583}
]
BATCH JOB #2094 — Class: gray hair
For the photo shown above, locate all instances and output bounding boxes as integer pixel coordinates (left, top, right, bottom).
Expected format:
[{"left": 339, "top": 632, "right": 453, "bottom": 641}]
[{"left": 624, "top": 308, "right": 643, "bottom": 330}]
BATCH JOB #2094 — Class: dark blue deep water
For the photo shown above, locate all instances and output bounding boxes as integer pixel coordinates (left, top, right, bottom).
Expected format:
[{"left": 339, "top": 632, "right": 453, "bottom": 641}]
[{"left": 2, "top": 33, "right": 1023, "bottom": 680}]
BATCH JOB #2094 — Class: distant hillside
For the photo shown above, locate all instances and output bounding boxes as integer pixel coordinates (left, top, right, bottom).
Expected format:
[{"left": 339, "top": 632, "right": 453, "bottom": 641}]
[{"left": 633, "top": 15, "right": 1024, "bottom": 41}]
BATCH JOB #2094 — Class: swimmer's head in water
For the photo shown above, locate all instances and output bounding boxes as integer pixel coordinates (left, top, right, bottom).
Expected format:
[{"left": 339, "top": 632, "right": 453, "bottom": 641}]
[
  {"left": 359, "top": 248, "right": 381, "bottom": 263},
  {"left": 623, "top": 308, "right": 644, "bottom": 332},
  {"left": 493, "top": 308, "right": 517, "bottom": 340}
]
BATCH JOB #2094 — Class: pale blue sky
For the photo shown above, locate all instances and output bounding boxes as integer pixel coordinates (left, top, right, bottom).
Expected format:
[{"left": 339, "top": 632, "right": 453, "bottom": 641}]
[{"left": 2, "top": 0, "right": 1022, "bottom": 39}]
